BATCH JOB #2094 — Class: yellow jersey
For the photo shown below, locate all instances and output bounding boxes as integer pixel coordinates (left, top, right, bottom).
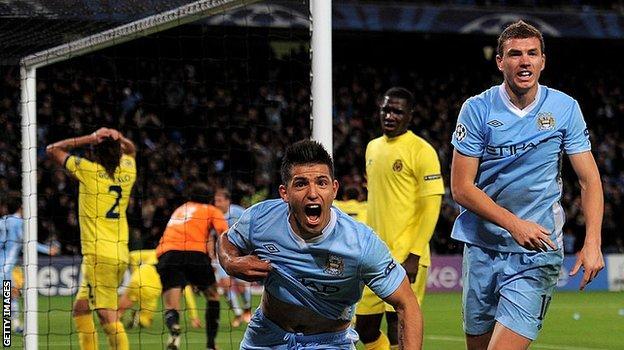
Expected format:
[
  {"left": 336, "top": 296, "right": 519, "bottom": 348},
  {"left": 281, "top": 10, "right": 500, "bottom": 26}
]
[
  {"left": 365, "top": 131, "right": 444, "bottom": 266},
  {"left": 333, "top": 200, "right": 367, "bottom": 224},
  {"left": 66, "top": 154, "right": 136, "bottom": 262}
]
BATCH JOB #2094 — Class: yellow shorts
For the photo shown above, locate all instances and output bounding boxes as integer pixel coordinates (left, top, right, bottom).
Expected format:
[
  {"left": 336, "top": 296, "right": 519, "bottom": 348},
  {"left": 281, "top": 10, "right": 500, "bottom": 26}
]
[
  {"left": 356, "top": 264, "right": 428, "bottom": 315},
  {"left": 126, "top": 264, "right": 162, "bottom": 312},
  {"left": 76, "top": 255, "right": 127, "bottom": 310}
]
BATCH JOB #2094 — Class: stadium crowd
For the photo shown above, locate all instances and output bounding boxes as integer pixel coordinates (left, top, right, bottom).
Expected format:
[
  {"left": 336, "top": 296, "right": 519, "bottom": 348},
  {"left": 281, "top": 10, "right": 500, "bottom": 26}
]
[{"left": 1, "top": 31, "right": 623, "bottom": 256}]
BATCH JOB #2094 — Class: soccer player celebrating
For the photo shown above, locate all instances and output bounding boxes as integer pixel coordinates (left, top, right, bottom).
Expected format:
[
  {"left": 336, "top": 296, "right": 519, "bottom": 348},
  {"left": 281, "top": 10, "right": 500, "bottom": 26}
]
[
  {"left": 218, "top": 140, "right": 422, "bottom": 349},
  {"left": 155, "top": 183, "right": 228, "bottom": 350},
  {"left": 357, "top": 87, "right": 444, "bottom": 349},
  {"left": 450, "top": 20, "right": 604, "bottom": 350},
  {"left": 47, "top": 127, "right": 136, "bottom": 350}
]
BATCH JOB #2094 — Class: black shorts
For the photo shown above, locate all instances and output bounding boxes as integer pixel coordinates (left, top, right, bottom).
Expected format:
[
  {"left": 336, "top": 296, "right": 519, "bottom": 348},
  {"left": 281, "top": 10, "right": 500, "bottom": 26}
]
[{"left": 156, "top": 250, "right": 216, "bottom": 291}]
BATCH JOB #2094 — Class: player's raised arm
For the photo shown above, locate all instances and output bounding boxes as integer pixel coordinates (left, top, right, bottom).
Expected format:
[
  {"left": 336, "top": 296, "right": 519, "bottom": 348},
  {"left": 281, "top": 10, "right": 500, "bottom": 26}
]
[
  {"left": 217, "top": 232, "right": 271, "bottom": 282},
  {"left": 567, "top": 151, "right": 605, "bottom": 289},
  {"left": 383, "top": 277, "right": 423, "bottom": 350},
  {"left": 45, "top": 127, "right": 111, "bottom": 166},
  {"left": 109, "top": 129, "right": 136, "bottom": 157}
]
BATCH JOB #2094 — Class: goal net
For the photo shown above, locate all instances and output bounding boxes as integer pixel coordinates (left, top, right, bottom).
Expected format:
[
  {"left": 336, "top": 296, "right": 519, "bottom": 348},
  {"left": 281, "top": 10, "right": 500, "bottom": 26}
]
[{"left": 2, "top": 0, "right": 313, "bottom": 348}]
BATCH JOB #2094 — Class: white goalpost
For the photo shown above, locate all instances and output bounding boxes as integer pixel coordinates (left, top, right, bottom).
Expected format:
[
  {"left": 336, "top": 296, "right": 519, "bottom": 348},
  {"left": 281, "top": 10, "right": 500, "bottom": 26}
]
[
  {"left": 310, "top": 0, "right": 333, "bottom": 154},
  {"left": 19, "top": 0, "right": 332, "bottom": 348}
]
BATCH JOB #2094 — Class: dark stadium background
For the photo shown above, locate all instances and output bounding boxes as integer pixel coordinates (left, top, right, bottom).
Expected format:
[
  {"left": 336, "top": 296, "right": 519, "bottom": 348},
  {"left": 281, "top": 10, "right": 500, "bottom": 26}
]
[{"left": 2, "top": 26, "right": 623, "bottom": 256}]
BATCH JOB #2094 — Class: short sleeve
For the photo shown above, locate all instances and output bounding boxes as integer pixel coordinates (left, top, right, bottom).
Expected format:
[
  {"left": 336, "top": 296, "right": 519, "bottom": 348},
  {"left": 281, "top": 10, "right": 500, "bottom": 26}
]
[
  {"left": 361, "top": 232, "right": 406, "bottom": 299},
  {"left": 451, "top": 100, "right": 485, "bottom": 157},
  {"left": 227, "top": 207, "right": 254, "bottom": 254},
  {"left": 564, "top": 101, "right": 591, "bottom": 155},
  {"left": 65, "top": 155, "right": 97, "bottom": 184},
  {"left": 414, "top": 144, "right": 445, "bottom": 197}
]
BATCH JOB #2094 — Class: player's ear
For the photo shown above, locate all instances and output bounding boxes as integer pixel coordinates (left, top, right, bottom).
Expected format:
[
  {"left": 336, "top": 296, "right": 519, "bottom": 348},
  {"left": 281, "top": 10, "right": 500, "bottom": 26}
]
[
  {"left": 332, "top": 180, "right": 339, "bottom": 200},
  {"left": 541, "top": 53, "right": 546, "bottom": 71},
  {"left": 496, "top": 54, "right": 504, "bottom": 71},
  {"left": 279, "top": 184, "right": 288, "bottom": 202}
]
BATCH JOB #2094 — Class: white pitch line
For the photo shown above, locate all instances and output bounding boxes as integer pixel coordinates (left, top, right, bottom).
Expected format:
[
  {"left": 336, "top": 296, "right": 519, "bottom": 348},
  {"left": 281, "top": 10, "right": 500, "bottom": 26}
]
[{"left": 426, "top": 335, "right": 609, "bottom": 350}]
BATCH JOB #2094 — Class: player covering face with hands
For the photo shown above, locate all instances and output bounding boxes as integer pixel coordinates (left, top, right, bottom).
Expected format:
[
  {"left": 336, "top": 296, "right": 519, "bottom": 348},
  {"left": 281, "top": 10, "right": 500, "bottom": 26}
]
[{"left": 218, "top": 140, "right": 423, "bottom": 349}]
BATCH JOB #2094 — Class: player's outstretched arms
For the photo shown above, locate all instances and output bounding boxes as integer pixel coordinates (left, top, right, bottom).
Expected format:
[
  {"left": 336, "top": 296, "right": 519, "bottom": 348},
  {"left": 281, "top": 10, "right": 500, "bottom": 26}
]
[
  {"left": 451, "top": 150, "right": 556, "bottom": 251},
  {"left": 217, "top": 232, "right": 271, "bottom": 282},
  {"left": 383, "top": 277, "right": 423, "bottom": 350}
]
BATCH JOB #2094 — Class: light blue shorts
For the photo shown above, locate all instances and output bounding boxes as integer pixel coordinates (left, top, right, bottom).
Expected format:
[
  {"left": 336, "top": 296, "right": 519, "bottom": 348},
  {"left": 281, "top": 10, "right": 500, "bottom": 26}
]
[
  {"left": 462, "top": 243, "right": 563, "bottom": 340},
  {"left": 240, "top": 309, "right": 358, "bottom": 349}
]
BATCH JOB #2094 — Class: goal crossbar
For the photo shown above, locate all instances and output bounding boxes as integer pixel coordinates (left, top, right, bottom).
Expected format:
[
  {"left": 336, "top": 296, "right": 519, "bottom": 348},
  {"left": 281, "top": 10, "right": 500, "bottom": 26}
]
[{"left": 21, "top": 0, "right": 259, "bottom": 69}]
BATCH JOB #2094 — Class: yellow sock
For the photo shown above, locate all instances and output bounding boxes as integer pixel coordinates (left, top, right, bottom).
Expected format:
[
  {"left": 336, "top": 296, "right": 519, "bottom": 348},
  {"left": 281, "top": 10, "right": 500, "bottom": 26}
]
[
  {"left": 364, "top": 332, "right": 390, "bottom": 350},
  {"left": 102, "top": 321, "right": 129, "bottom": 350},
  {"left": 138, "top": 310, "right": 153, "bottom": 328},
  {"left": 74, "top": 314, "right": 98, "bottom": 350}
]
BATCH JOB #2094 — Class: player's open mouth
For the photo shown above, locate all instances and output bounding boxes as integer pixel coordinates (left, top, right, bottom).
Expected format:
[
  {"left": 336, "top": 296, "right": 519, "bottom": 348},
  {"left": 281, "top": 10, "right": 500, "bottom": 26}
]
[
  {"left": 517, "top": 70, "right": 532, "bottom": 80},
  {"left": 304, "top": 204, "right": 322, "bottom": 225}
]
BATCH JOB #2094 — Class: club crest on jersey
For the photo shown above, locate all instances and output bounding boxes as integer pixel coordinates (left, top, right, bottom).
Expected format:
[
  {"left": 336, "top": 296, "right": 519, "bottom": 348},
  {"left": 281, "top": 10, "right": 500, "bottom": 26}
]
[
  {"left": 324, "top": 254, "right": 344, "bottom": 276},
  {"left": 537, "top": 112, "right": 555, "bottom": 131},
  {"left": 392, "top": 159, "right": 403, "bottom": 172}
]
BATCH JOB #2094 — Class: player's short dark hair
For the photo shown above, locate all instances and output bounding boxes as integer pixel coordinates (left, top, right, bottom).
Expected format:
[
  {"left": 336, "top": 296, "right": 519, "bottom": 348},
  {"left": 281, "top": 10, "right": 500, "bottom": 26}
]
[
  {"left": 497, "top": 20, "right": 545, "bottom": 57},
  {"left": 4, "top": 193, "right": 21, "bottom": 214},
  {"left": 280, "top": 140, "right": 334, "bottom": 184},
  {"left": 383, "top": 87, "right": 414, "bottom": 111},
  {"left": 186, "top": 183, "right": 214, "bottom": 204},
  {"left": 94, "top": 137, "right": 122, "bottom": 179}
]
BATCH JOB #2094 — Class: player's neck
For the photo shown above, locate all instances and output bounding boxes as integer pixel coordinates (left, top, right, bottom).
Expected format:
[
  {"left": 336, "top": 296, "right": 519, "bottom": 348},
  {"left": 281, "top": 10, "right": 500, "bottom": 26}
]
[
  {"left": 505, "top": 83, "right": 538, "bottom": 110},
  {"left": 290, "top": 216, "right": 326, "bottom": 241}
]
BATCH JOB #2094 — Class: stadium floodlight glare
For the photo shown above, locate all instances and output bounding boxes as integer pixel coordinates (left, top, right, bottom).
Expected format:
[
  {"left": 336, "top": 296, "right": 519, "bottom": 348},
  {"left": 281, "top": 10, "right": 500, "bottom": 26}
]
[{"left": 19, "top": 1, "right": 261, "bottom": 348}]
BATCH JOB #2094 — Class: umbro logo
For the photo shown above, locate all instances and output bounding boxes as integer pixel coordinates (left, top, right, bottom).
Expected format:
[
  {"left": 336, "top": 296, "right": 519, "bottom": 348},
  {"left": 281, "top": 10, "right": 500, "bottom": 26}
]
[
  {"left": 487, "top": 119, "right": 504, "bottom": 127},
  {"left": 263, "top": 244, "right": 280, "bottom": 253}
]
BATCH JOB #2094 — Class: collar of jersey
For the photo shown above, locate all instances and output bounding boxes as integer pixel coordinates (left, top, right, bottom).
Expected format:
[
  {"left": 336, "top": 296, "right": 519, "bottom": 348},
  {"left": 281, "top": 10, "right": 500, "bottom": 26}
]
[
  {"left": 498, "top": 83, "right": 542, "bottom": 118},
  {"left": 383, "top": 130, "right": 412, "bottom": 143},
  {"left": 286, "top": 207, "right": 338, "bottom": 246}
]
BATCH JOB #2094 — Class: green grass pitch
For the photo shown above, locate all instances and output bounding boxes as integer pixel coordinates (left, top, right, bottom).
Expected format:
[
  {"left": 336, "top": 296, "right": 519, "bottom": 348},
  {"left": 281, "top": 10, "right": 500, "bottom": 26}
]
[{"left": 10, "top": 291, "right": 624, "bottom": 349}]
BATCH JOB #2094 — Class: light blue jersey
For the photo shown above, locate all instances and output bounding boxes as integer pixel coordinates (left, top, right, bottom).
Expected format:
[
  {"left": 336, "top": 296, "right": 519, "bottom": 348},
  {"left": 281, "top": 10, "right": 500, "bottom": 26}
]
[
  {"left": 451, "top": 84, "right": 591, "bottom": 252},
  {"left": 0, "top": 214, "right": 23, "bottom": 282},
  {"left": 0, "top": 214, "right": 52, "bottom": 282},
  {"left": 224, "top": 204, "right": 245, "bottom": 227},
  {"left": 228, "top": 199, "right": 405, "bottom": 321}
]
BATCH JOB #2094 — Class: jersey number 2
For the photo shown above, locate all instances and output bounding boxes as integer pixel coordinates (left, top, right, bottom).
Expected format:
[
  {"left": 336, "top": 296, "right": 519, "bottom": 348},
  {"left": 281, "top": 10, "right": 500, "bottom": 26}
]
[{"left": 106, "top": 185, "right": 122, "bottom": 219}]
